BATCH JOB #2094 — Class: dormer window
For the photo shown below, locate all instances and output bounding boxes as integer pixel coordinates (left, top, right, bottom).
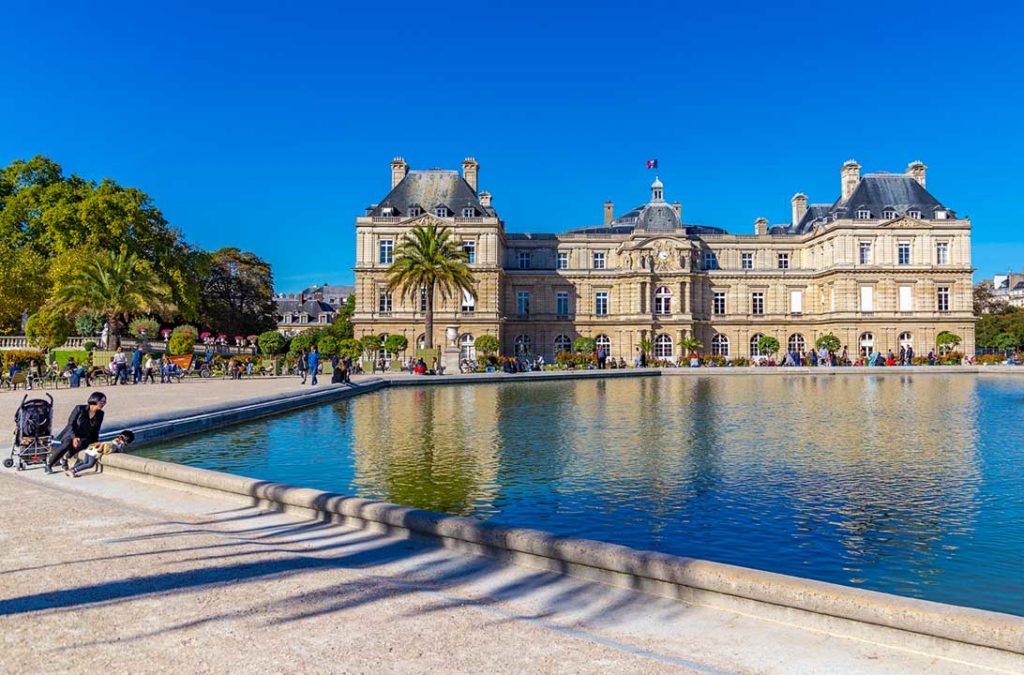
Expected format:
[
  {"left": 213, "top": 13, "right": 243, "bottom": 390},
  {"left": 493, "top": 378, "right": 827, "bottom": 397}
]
[
  {"left": 381, "top": 207, "right": 394, "bottom": 216},
  {"left": 408, "top": 206, "right": 421, "bottom": 217},
  {"left": 908, "top": 210, "right": 922, "bottom": 219},
  {"left": 934, "top": 209, "right": 948, "bottom": 220},
  {"left": 461, "top": 207, "right": 475, "bottom": 217},
  {"left": 882, "top": 210, "right": 896, "bottom": 219},
  {"left": 434, "top": 206, "right": 449, "bottom": 218},
  {"left": 856, "top": 210, "right": 871, "bottom": 219}
]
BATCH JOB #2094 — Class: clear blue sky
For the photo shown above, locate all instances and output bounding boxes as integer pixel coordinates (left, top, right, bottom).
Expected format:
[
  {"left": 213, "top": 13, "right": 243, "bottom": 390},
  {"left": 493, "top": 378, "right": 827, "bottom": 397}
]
[{"left": 3, "top": 1, "right": 1022, "bottom": 289}]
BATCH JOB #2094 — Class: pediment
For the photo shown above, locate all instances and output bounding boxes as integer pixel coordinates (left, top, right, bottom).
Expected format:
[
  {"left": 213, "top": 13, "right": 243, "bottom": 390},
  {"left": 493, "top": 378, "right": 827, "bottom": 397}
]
[
  {"left": 620, "top": 235, "right": 689, "bottom": 251},
  {"left": 879, "top": 216, "right": 925, "bottom": 229}
]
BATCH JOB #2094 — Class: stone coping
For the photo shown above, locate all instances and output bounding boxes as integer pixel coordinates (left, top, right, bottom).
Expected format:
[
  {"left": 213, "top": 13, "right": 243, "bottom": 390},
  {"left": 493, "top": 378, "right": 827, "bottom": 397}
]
[{"left": 100, "top": 452, "right": 1024, "bottom": 660}]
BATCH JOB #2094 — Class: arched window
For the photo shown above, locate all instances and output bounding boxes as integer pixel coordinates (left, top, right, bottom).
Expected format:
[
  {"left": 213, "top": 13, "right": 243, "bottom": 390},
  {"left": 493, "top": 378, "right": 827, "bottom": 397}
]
[
  {"left": 788, "top": 333, "right": 805, "bottom": 353},
  {"left": 553, "top": 334, "right": 572, "bottom": 354},
  {"left": 750, "top": 333, "right": 765, "bottom": 357},
  {"left": 595, "top": 334, "right": 611, "bottom": 355},
  {"left": 654, "top": 286, "right": 672, "bottom": 315},
  {"left": 898, "top": 332, "right": 913, "bottom": 349},
  {"left": 654, "top": 334, "right": 673, "bottom": 359},
  {"left": 860, "top": 332, "right": 875, "bottom": 356},
  {"left": 711, "top": 334, "right": 729, "bottom": 356},
  {"left": 514, "top": 335, "right": 532, "bottom": 356},
  {"left": 416, "top": 334, "right": 426, "bottom": 350},
  {"left": 460, "top": 334, "right": 475, "bottom": 360}
]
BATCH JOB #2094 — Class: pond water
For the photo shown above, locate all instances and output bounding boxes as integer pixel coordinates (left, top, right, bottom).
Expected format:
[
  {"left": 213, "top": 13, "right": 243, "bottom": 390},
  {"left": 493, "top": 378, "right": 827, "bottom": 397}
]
[{"left": 138, "top": 374, "right": 1024, "bottom": 616}]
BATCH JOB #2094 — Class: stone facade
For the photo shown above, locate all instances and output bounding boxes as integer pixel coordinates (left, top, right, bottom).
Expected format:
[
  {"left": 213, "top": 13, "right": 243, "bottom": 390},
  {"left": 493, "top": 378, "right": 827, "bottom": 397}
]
[{"left": 353, "top": 158, "right": 974, "bottom": 361}]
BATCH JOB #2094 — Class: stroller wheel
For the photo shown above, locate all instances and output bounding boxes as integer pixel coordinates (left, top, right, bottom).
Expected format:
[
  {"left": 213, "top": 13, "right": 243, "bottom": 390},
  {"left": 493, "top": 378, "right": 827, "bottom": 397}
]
[{"left": 2, "top": 458, "right": 13, "bottom": 468}]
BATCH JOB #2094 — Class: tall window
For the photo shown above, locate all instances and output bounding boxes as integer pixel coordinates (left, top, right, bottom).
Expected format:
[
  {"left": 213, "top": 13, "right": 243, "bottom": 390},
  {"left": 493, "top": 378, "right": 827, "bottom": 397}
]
[
  {"left": 514, "top": 335, "right": 532, "bottom": 356},
  {"left": 592, "top": 252, "right": 606, "bottom": 269},
  {"left": 379, "top": 239, "right": 394, "bottom": 265},
  {"left": 899, "top": 285, "right": 913, "bottom": 311},
  {"left": 749, "top": 333, "right": 765, "bottom": 357},
  {"left": 407, "top": 206, "right": 421, "bottom": 217},
  {"left": 899, "top": 332, "right": 913, "bottom": 349},
  {"left": 557, "top": 251, "right": 569, "bottom": 269},
  {"left": 788, "top": 333, "right": 805, "bottom": 353},
  {"left": 516, "top": 291, "right": 529, "bottom": 315},
  {"left": 595, "top": 335, "right": 611, "bottom": 355},
  {"left": 419, "top": 286, "right": 427, "bottom": 312},
  {"left": 741, "top": 252, "right": 753, "bottom": 270},
  {"left": 713, "top": 291, "right": 726, "bottom": 315},
  {"left": 898, "top": 242, "right": 911, "bottom": 265},
  {"left": 461, "top": 207, "right": 475, "bottom": 218},
  {"left": 554, "top": 335, "right": 572, "bottom": 353},
  {"left": 937, "top": 286, "right": 950, "bottom": 311},
  {"left": 703, "top": 252, "right": 718, "bottom": 270},
  {"left": 859, "top": 241, "right": 872, "bottom": 264},
  {"left": 378, "top": 289, "right": 392, "bottom": 313},
  {"left": 462, "top": 240, "right": 476, "bottom": 264},
  {"left": 860, "top": 286, "right": 874, "bottom": 312},
  {"left": 556, "top": 291, "right": 570, "bottom": 317},
  {"left": 777, "top": 253, "right": 789, "bottom": 270},
  {"left": 856, "top": 210, "right": 871, "bottom": 219},
  {"left": 460, "top": 334, "right": 475, "bottom": 360},
  {"left": 908, "top": 210, "right": 922, "bottom": 218},
  {"left": 655, "top": 286, "right": 672, "bottom": 314},
  {"left": 711, "top": 334, "right": 729, "bottom": 356},
  {"left": 751, "top": 291, "right": 764, "bottom": 315},
  {"left": 595, "top": 291, "right": 609, "bottom": 316},
  {"left": 518, "top": 251, "right": 530, "bottom": 269},
  {"left": 936, "top": 241, "right": 949, "bottom": 265},
  {"left": 654, "top": 334, "right": 673, "bottom": 359},
  {"left": 860, "top": 332, "right": 875, "bottom": 356},
  {"left": 883, "top": 210, "right": 897, "bottom": 219},
  {"left": 789, "top": 290, "right": 803, "bottom": 314},
  {"left": 461, "top": 289, "right": 475, "bottom": 313},
  {"left": 434, "top": 206, "right": 448, "bottom": 217}
]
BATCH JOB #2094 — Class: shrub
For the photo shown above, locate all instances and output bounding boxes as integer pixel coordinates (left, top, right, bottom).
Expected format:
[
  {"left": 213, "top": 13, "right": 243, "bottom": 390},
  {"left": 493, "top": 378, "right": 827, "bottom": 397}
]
[
  {"left": 938, "top": 351, "right": 963, "bottom": 365},
  {"left": 573, "top": 336, "right": 595, "bottom": 354},
  {"left": 258, "top": 331, "right": 286, "bottom": 355},
  {"left": 975, "top": 354, "right": 1005, "bottom": 365},
  {"left": 757, "top": 335, "right": 781, "bottom": 356},
  {"left": 702, "top": 354, "right": 727, "bottom": 367},
  {"left": 83, "top": 341, "right": 97, "bottom": 352},
  {"left": 474, "top": 334, "right": 499, "bottom": 355},
  {"left": 730, "top": 356, "right": 751, "bottom": 367},
  {"left": 25, "top": 310, "right": 73, "bottom": 350},
  {"left": 383, "top": 334, "right": 408, "bottom": 355},
  {"left": 815, "top": 333, "right": 841, "bottom": 352},
  {"left": 74, "top": 311, "right": 103, "bottom": 337},
  {"left": 317, "top": 335, "right": 340, "bottom": 357},
  {"left": 172, "top": 324, "right": 199, "bottom": 338},
  {"left": 936, "top": 331, "right": 962, "bottom": 354},
  {"left": 129, "top": 317, "right": 160, "bottom": 341},
  {"left": 338, "top": 338, "right": 363, "bottom": 359},
  {"left": 289, "top": 331, "right": 316, "bottom": 356},
  {"left": 167, "top": 332, "right": 196, "bottom": 356},
  {"left": 1, "top": 349, "right": 46, "bottom": 371}
]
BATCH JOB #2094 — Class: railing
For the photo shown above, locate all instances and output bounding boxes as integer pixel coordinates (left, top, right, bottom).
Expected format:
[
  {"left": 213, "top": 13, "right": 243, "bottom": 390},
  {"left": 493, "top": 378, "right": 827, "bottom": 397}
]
[
  {"left": 370, "top": 216, "right": 403, "bottom": 223},
  {"left": 0, "top": 336, "right": 88, "bottom": 350}
]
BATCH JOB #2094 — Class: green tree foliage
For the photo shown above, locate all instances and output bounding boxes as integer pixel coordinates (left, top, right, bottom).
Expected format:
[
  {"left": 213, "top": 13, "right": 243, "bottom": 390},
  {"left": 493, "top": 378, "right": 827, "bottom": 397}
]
[
  {"left": 25, "top": 310, "right": 72, "bottom": 350},
  {"left": 976, "top": 308, "right": 1024, "bottom": 350},
  {"left": 638, "top": 338, "right": 653, "bottom": 357},
  {"left": 973, "top": 280, "right": 1012, "bottom": 315},
  {"left": 815, "top": 333, "right": 841, "bottom": 352},
  {"left": 257, "top": 330, "right": 286, "bottom": 355},
  {"left": 474, "top": 334, "right": 499, "bottom": 355},
  {"left": 383, "top": 334, "right": 408, "bottom": 355},
  {"left": 386, "top": 221, "right": 475, "bottom": 349},
  {"left": 172, "top": 324, "right": 198, "bottom": 337},
  {"left": 0, "top": 156, "right": 206, "bottom": 321},
  {"left": 330, "top": 294, "right": 356, "bottom": 340},
  {"left": 680, "top": 337, "right": 703, "bottom": 354},
  {"left": 317, "top": 335, "right": 340, "bottom": 357},
  {"left": 757, "top": 335, "right": 781, "bottom": 355},
  {"left": 167, "top": 332, "right": 195, "bottom": 356},
  {"left": 573, "top": 336, "right": 595, "bottom": 353},
  {"left": 48, "top": 250, "right": 175, "bottom": 348},
  {"left": 993, "top": 332, "right": 1018, "bottom": 353},
  {"left": 288, "top": 331, "right": 316, "bottom": 355},
  {"left": 360, "top": 334, "right": 382, "bottom": 357},
  {"left": 338, "top": 338, "right": 363, "bottom": 359},
  {"left": 936, "top": 331, "right": 962, "bottom": 354},
  {"left": 0, "top": 245, "right": 49, "bottom": 333},
  {"left": 198, "top": 247, "right": 276, "bottom": 337},
  {"left": 74, "top": 311, "right": 103, "bottom": 337}
]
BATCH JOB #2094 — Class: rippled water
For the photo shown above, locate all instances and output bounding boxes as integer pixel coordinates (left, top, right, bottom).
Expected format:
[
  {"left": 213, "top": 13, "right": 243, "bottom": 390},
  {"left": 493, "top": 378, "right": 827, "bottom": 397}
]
[{"left": 138, "top": 374, "right": 1024, "bottom": 615}]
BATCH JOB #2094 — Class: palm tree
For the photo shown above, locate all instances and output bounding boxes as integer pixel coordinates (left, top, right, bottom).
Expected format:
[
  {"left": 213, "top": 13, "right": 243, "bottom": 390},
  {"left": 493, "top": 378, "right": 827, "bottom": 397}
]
[
  {"left": 50, "top": 250, "right": 175, "bottom": 348},
  {"left": 386, "top": 221, "right": 475, "bottom": 350},
  {"left": 680, "top": 336, "right": 703, "bottom": 354}
]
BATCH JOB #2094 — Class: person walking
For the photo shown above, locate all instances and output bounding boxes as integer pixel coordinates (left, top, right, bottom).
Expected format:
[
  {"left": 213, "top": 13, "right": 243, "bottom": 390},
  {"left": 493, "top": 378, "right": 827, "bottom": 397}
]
[
  {"left": 131, "top": 345, "right": 143, "bottom": 384},
  {"left": 143, "top": 353, "right": 156, "bottom": 384},
  {"left": 307, "top": 345, "right": 320, "bottom": 386},
  {"left": 113, "top": 347, "right": 128, "bottom": 385},
  {"left": 297, "top": 349, "right": 308, "bottom": 384},
  {"left": 46, "top": 392, "right": 106, "bottom": 474},
  {"left": 906, "top": 345, "right": 915, "bottom": 366}
]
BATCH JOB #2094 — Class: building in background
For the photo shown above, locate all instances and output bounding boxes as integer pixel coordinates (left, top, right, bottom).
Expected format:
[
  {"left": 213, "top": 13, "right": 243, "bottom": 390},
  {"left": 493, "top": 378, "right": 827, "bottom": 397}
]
[
  {"left": 992, "top": 272, "right": 1024, "bottom": 308},
  {"left": 353, "top": 157, "right": 974, "bottom": 361},
  {"left": 274, "top": 283, "right": 353, "bottom": 334}
]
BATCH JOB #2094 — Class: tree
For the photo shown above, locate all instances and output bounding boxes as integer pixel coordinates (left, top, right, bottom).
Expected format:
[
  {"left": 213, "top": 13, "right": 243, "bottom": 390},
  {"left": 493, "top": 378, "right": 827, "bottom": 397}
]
[
  {"left": 386, "top": 220, "right": 475, "bottom": 349},
  {"left": 198, "top": 247, "right": 276, "bottom": 337},
  {"left": 638, "top": 338, "right": 653, "bottom": 358},
  {"left": 0, "top": 245, "right": 49, "bottom": 333},
  {"left": 257, "top": 331, "right": 286, "bottom": 355},
  {"left": 757, "top": 335, "right": 781, "bottom": 356},
  {"left": 474, "top": 334, "right": 499, "bottom": 355},
  {"left": 680, "top": 337, "right": 703, "bottom": 354},
  {"left": 360, "top": 334, "right": 382, "bottom": 358},
  {"left": 974, "top": 280, "right": 1012, "bottom": 315},
  {"left": 48, "top": 250, "right": 175, "bottom": 348},
  {"left": 317, "top": 335, "right": 340, "bottom": 357},
  {"left": 936, "top": 331, "right": 962, "bottom": 354},
  {"left": 25, "top": 310, "right": 72, "bottom": 350},
  {"left": 815, "top": 333, "right": 841, "bottom": 352},
  {"left": 75, "top": 311, "right": 104, "bottom": 337},
  {"left": 384, "top": 334, "right": 408, "bottom": 355},
  {"left": 993, "top": 332, "right": 1018, "bottom": 353},
  {"left": 573, "top": 336, "right": 595, "bottom": 353},
  {"left": 289, "top": 331, "right": 316, "bottom": 356},
  {"left": 339, "top": 338, "right": 363, "bottom": 360}
]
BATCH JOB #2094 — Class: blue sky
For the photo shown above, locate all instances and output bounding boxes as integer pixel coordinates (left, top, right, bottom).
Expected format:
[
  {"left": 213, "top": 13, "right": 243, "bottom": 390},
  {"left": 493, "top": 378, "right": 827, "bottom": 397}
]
[{"left": 3, "top": 1, "right": 1022, "bottom": 289}]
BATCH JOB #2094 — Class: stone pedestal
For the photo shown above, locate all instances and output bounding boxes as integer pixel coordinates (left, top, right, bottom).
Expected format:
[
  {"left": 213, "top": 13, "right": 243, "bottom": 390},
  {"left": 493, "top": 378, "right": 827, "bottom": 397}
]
[{"left": 442, "top": 347, "right": 461, "bottom": 375}]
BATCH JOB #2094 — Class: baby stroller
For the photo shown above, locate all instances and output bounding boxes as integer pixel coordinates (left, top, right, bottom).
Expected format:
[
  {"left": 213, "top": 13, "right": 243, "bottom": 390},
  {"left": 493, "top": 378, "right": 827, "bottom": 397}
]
[{"left": 4, "top": 394, "right": 54, "bottom": 471}]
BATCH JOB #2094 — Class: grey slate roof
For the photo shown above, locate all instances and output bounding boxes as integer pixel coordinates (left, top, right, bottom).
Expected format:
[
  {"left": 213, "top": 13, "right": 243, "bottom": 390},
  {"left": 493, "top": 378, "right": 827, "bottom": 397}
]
[
  {"left": 368, "top": 170, "right": 495, "bottom": 217},
  {"left": 772, "top": 173, "right": 955, "bottom": 235},
  {"left": 275, "top": 299, "right": 334, "bottom": 318}
]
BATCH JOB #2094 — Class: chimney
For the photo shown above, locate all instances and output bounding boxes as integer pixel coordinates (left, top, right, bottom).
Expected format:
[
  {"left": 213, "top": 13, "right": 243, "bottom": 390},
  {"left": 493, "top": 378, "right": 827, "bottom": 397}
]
[
  {"left": 479, "top": 191, "right": 492, "bottom": 208},
  {"left": 671, "top": 201, "right": 682, "bottom": 221},
  {"left": 791, "top": 192, "right": 808, "bottom": 226},
  {"left": 604, "top": 201, "right": 614, "bottom": 225},
  {"left": 462, "top": 157, "right": 479, "bottom": 192},
  {"left": 754, "top": 217, "right": 768, "bottom": 236},
  {"left": 390, "top": 157, "right": 408, "bottom": 189},
  {"left": 841, "top": 160, "right": 861, "bottom": 201},
  {"left": 906, "top": 160, "right": 927, "bottom": 188}
]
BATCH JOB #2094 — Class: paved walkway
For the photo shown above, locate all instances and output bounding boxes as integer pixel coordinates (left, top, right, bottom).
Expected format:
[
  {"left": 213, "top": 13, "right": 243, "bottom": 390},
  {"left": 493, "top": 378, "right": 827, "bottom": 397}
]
[{"left": 0, "top": 469, "right": 997, "bottom": 674}]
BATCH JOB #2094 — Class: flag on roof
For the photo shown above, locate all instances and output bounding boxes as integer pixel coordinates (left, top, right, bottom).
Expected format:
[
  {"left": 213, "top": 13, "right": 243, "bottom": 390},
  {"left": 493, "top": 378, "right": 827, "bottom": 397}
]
[{"left": 646, "top": 159, "right": 658, "bottom": 169}]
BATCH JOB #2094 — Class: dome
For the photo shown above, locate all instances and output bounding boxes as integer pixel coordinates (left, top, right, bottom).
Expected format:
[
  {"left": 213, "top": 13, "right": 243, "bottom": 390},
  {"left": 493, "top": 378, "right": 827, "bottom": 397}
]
[
  {"left": 636, "top": 203, "right": 680, "bottom": 232},
  {"left": 651, "top": 176, "right": 664, "bottom": 189}
]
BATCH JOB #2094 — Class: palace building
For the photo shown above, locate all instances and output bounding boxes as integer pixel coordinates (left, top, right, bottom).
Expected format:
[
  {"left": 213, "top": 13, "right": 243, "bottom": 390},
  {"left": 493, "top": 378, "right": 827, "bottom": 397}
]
[{"left": 352, "top": 157, "right": 974, "bottom": 361}]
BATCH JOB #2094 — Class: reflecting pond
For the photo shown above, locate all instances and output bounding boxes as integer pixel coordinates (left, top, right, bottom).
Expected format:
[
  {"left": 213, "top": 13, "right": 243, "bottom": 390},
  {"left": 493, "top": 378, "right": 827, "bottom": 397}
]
[{"left": 138, "top": 374, "right": 1024, "bottom": 615}]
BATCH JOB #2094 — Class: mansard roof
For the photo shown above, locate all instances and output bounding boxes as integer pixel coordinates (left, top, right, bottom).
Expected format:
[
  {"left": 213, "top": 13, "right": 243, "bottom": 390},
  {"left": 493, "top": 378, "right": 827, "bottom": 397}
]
[
  {"left": 368, "top": 170, "right": 496, "bottom": 217},
  {"left": 275, "top": 298, "right": 335, "bottom": 317}
]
